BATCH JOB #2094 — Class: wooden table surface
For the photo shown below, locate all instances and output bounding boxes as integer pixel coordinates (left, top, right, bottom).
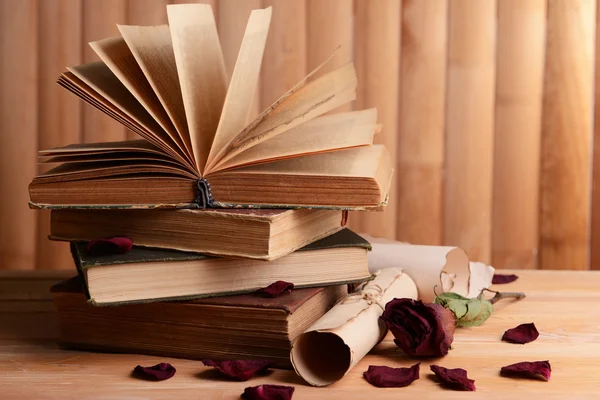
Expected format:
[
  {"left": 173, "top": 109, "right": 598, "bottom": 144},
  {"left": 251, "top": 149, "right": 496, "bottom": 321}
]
[{"left": 1, "top": 269, "right": 599, "bottom": 399}]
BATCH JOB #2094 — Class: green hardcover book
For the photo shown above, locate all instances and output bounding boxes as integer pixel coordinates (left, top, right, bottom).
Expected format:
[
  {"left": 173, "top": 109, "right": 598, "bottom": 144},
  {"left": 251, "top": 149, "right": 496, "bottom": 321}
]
[{"left": 72, "top": 229, "right": 371, "bottom": 306}]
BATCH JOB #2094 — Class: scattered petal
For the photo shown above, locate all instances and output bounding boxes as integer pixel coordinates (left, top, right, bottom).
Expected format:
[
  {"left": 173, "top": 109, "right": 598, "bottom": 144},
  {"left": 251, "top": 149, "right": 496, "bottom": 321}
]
[
  {"left": 502, "top": 323, "right": 539, "bottom": 344},
  {"left": 363, "top": 363, "right": 420, "bottom": 388},
  {"left": 492, "top": 274, "right": 519, "bottom": 284},
  {"left": 381, "top": 298, "right": 456, "bottom": 357},
  {"left": 501, "top": 361, "right": 551, "bottom": 381},
  {"left": 132, "top": 363, "right": 176, "bottom": 381},
  {"left": 202, "top": 359, "right": 274, "bottom": 381},
  {"left": 256, "top": 281, "right": 294, "bottom": 298},
  {"left": 87, "top": 237, "right": 133, "bottom": 256},
  {"left": 242, "top": 384, "right": 295, "bottom": 400},
  {"left": 430, "top": 365, "right": 476, "bottom": 391}
]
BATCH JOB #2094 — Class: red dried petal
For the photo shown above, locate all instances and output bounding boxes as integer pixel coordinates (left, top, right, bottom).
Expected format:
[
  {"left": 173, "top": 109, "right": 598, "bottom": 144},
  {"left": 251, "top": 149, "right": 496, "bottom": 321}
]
[
  {"left": 430, "top": 365, "right": 476, "bottom": 391},
  {"left": 501, "top": 361, "right": 551, "bottom": 381},
  {"left": 363, "top": 363, "right": 420, "bottom": 388},
  {"left": 133, "top": 363, "right": 176, "bottom": 381},
  {"left": 242, "top": 384, "right": 294, "bottom": 400},
  {"left": 86, "top": 237, "right": 133, "bottom": 256},
  {"left": 202, "top": 359, "right": 274, "bottom": 381},
  {"left": 492, "top": 274, "right": 519, "bottom": 284},
  {"left": 502, "top": 323, "right": 539, "bottom": 344},
  {"left": 256, "top": 281, "right": 294, "bottom": 298}
]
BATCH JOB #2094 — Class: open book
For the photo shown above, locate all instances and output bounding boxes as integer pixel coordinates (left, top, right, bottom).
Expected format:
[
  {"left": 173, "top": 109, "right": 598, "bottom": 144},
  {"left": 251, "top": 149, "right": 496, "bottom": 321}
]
[{"left": 29, "top": 4, "right": 392, "bottom": 210}]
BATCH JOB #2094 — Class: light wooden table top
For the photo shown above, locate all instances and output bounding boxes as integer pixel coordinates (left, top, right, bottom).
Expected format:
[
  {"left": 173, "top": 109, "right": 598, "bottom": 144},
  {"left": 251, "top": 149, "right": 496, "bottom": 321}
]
[{"left": 1, "top": 269, "right": 599, "bottom": 399}]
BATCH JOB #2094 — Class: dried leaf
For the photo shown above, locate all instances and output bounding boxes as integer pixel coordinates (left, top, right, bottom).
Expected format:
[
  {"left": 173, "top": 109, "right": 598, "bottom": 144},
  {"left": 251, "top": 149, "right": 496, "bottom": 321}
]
[
  {"left": 492, "top": 274, "right": 519, "bottom": 284},
  {"left": 132, "top": 363, "right": 176, "bottom": 381},
  {"left": 242, "top": 384, "right": 295, "bottom": 400},
  {"left": 502, "top": 323, "right": 539, "bottom": 344},
  {"left": 363, "top": 363, "right": 420, "bottom": 388},
  {"left": 501, "top": 361, "right": 551, "bottom": 381},
  {"left": 434, "top": 292, "right": 493, "bottom": 328},
  {"left": 256, "top": 281, "right": 294, "bottom": 298},
  {"left": 202, "top": 359, "right": 274, "bottom": 381},
  {"left": 430, "top": 365, "right": 476, "bottom": 391},
  {"left": 87, "top": 237, "right": 132, "bottom": 256}
]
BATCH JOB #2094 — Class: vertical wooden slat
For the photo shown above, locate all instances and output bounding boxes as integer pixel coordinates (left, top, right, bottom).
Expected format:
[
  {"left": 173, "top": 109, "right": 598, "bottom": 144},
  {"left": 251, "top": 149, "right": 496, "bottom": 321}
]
[
  {"left": 306, "top": 0, "right": 355, "bottom": 228},
  {"left": 36, "top": 0, "right": 83, "bottom": 270},
  {"left": 444, "top": 0, "right": 496, "bottom": 263},
  {"left": 354, "top": 0, "right": 400, "bottom": 239},
  {"left": 591, "top": 0, "right": 600, "bottom": 270},
  {"left": 396, "top": 0, "right": 447, "bottom": 245},
  {"left": 82, "top": 0, "right": 127, "bottom": 143},
  {"left": 540, "top": 0, "right": 595, "bottom": 270},
  {"left": 492, "top": 0, "right": 546, "bottom": 269},
  {"left": 260, "top": 0, "right": 307, "bottom": 109},
  {"left": 218, "top": 0, "right": 261, "bottom": 121},
  {"left": 0, "top": 0, "right": 38, "bottom": 270}
]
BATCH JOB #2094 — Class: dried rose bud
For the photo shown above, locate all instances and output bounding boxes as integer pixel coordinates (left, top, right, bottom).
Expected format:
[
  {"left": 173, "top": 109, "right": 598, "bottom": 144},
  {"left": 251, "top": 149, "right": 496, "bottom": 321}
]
[{"left": 380, "top": 298, "right": 456, "bottom": 357}]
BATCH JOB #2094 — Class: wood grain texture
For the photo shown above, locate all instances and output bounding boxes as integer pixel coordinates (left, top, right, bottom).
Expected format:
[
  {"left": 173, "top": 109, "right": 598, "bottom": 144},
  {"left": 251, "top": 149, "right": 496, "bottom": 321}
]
[
  {"left": 444, "top": 0, "right": 496, "bottom": 263},
  {"left": 260, "top": 0, "right": 307, "bottom": 109},
  {"left": 218, "top": 0, "right": 261, "bottom": 121},
  {"left": 492, "top": 0, "right": 546, "bottom": 269},
  {"left": 36, "top": 0, "right": 83, "bottom": 270},
  {"left": 3, "top": 269, "right": 600, "bottom": 398},
  {"left": 540, "top": 0, "right": 595, "bottom": 270},
  {"left": 592, "top": 0, "right": 600, "bottom": 270},
  {"left": 82, "top": 0, "right": 127, "bottom": 143},
  {"left": 396, "top": 0, "right": 447, "bottom": 245},
  {"left": 0, "top": 0, "right": 38, "bottom": 270},
  {"left": 354, "top": 0, "right": 400, "bottom": 239}
]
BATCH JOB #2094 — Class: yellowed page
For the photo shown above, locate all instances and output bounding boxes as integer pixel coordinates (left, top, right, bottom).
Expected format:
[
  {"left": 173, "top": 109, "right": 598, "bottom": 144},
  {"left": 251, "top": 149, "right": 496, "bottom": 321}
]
[
  {"left": 117, "top": 24, "right": 193, "bottom": 162},
  {"left": 212, "top": 109, "right": 377, "bottom": 172},
  {"left": 205, "top": 7, "right": 272, "bottom": 171},
  {"left": 67, "top": 63, "right": 183, "bottom": 158},
  {"left": 207, "top": 62, "right": 357, "bottom": 172},
  {"left": 88, "top": 36, "right": 188, "bottom": 160},
  {"left": 39, "top": 140, "right": 161, "bottom": 156},
  {"left": 167, "top": 4, "right": 228, "bottom": 174}
]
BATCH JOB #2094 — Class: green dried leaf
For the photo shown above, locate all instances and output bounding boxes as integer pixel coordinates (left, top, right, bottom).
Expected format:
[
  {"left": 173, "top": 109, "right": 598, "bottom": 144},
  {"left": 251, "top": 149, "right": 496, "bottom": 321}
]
[{"left": 434, "top": 292, "right": 493, "bottom": 328}]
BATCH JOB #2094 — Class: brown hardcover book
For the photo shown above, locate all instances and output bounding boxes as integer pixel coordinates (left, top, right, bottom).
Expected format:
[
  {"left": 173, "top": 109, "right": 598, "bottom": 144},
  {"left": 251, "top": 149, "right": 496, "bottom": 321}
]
[
  {"left": 28, "top": 4, "right": 391, "bottom": 210},
  {"left": 72, "top": 229, "right": 371, "bottom": 305},
  {"left": 50, "top": 208, "right": 346, "bottom": 260},
  {"left": 51, "top": 277, "right": 347, "bottom": 368}
]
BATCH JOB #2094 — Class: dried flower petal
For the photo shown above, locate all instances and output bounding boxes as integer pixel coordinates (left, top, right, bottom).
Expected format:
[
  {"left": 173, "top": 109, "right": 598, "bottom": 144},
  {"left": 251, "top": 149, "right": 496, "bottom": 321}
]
[
  {"left": 492, "top": 274, "right": 519, "bottom": 284},
  {"left": 202, "top": 359, "right": 274, "bottom": 381},
  {"left": 133, "top": 363, "right": 176, "bottom": 381},
  {"left": 87, "top": 237, "right": 132, "bottom": 256},
  {"left": 363, "top": 363, "right": 420, "bottom": 388},
  {"left": 242, "top": 384, "right": 295, "bottom": 400},
  {"left": 430, "top": 365, "right": 476, "bottom": 391},
  {"left": 381, "top": 298, "right": 456, "bottom": 357},
  {"left": 501, "top": 361, "right": 551, "bottom": 381},
  {"left": 502, "top": 323, "right": 539, "bottom": 344},
  {"left": 256, "top": 281, "right": 294, "bottom": 298}
]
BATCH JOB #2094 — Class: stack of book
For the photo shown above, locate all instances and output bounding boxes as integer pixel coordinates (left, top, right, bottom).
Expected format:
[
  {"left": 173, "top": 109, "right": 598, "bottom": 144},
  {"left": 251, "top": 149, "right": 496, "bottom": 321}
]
[{"left": 29, "top": 4, "right": 392, "bottom": 368}]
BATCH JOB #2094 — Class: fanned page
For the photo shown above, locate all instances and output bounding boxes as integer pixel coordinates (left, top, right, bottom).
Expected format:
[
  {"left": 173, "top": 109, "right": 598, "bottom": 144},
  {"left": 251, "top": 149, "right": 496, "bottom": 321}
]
[
  {"left": 167, "top": 4, "right": 228, "bottom": 173},
  {"left": 117, "top": 24, "right": 193, "bottom": 163}
]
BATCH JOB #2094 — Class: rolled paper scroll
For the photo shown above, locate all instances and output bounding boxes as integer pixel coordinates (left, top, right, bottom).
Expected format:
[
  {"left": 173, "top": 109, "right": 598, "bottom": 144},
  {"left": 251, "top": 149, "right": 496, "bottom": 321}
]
[
  {"left": 361, "top": 234, "right": 495, "bottom": 302},
  {"left": 290, "top": 268, "right": 417, "bottom": 387}
]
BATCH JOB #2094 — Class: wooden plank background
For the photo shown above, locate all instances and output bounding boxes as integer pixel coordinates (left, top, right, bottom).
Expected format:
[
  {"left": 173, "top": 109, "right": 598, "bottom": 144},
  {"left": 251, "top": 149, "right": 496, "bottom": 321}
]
[{"left": 0, "top": 0, "right": 599, "bottom": 270}]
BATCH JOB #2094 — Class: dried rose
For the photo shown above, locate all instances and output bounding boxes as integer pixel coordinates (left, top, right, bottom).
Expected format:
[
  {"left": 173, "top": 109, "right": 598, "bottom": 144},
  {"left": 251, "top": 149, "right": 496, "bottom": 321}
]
[
  {"left": 256, "top": 281, "right": 294, "bottom": 298},
  {"left": 502, "top": 323, "right": 539, "bottom": 344},
  {"left": 501, "top": 361, "right": 551, "bottom": 381},
  {"left": 202, "top": 359, "right": 274, "bottom": 381},
  {"left": 434, "top": 292, "right": 493, "bottom": 328},
  {"left": 492, "top": 274, "right": 519, "bottom": 284},
  {"left": 363, "top": 363, "right": 420, "bottom": 388},
  {"left": 430, "top": 365, "right": 476, "bottom": 391},
  {"left": 87, "top": 237, "right": 132, "bottom": 256},
  {"left": 132, "top": 363, "right": 176, "bottom": 381},
  {"left": 380, "top": 298, "right": 456, "bottom": 357},
  {"left": 242, "top": 384, "right": 294, "bottom": 400}
]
